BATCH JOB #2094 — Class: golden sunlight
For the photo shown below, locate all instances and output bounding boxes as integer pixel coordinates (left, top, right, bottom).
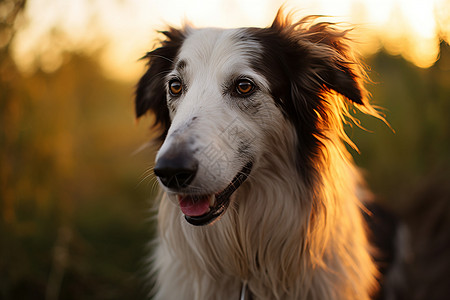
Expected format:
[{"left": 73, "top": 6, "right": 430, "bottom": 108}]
[{"left": 10, "top": 0, "right": 450, "bottom": 81}]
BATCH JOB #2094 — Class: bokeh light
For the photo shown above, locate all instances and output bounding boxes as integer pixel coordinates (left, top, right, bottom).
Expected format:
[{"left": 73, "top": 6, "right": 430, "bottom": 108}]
[{"left": 10, "top": 0, "right": 450, "bottom": 81}]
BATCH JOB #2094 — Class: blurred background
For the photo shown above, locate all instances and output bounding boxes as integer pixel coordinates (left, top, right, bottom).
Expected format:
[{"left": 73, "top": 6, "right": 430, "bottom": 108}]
[{"left": 1, "top": 0, "right": 449, "bottom": 299}]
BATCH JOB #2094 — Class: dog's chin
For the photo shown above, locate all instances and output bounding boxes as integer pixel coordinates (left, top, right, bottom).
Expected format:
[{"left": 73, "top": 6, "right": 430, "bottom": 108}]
[{"left": 177, "top": 161, "right": 253, "bottom": 226}]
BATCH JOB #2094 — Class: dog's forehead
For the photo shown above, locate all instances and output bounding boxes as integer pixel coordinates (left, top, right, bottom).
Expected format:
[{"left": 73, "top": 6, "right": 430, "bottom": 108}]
[{"left": 175, "top": 27, "right": 261, "bottom": 74}]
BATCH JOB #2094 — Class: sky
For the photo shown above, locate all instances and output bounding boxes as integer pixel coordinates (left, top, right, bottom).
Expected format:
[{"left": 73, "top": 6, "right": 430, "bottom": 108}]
[{"left": 10, "top": 0, "right": 450, "bottom": 82}]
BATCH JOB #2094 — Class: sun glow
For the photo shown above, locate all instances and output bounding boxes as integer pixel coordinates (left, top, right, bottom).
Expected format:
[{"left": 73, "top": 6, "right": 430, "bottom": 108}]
[{"left": 10, "top": 0, "right": 450, "bottom": 81}]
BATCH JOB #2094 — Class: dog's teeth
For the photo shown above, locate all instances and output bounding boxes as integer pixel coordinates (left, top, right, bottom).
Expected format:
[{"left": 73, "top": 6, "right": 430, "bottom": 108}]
[{"left": 209, "top": 195, "right": 216, "bottom": 206}]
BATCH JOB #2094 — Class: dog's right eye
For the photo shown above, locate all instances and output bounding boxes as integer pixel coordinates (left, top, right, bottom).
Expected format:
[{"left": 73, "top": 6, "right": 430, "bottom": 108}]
[
  {"left": 169, "top": 80, "right": 182, "bottom": 96},
  {"left": 235, "top": 79, "right": 255, "bottom": 96}
]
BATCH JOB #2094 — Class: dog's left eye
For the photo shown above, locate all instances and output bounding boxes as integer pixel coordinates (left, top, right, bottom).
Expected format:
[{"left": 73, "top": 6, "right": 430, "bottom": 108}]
[
  {"left": 236, "top": 79, "right": 255, "bottom": 95},
  {"left": 169, "top": 79, "right": 183, "bottom": 96}
]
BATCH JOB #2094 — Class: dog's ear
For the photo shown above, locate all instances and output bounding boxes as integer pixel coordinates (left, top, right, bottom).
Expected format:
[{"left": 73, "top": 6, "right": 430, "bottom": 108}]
[
  {"left": 135, "top": 28, "right": 185, "bottom": 140},
  {"left": 320, "top": 63, "right": 364, "bottom": 105},
  {"left": 260, "top": 12, "right": 377, "bottom": 179},
  {"left": 302, "top": 22, "right": 367, "bottom": 106},
  {"left": 270, "top": 12, "right": 367, "bottom": 106}
]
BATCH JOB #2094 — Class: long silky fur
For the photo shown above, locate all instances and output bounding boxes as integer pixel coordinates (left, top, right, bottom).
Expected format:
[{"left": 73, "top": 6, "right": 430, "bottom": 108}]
[{"left": 138, "top": 10, "right": 380, "bottom": 300}]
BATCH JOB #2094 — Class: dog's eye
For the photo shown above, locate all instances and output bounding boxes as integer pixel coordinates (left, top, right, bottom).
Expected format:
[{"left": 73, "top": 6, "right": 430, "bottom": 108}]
[
  {"left": 236, "top": 79, "right": 254, "bottom": 95},
  {"left": 169, "top": 80, "right": 182, "bottom": 96}
]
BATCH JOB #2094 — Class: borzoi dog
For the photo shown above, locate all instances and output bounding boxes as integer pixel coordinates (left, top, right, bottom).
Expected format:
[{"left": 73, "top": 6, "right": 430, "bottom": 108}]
[{"left": 135, "top": 10, "right": 380, "bottom": 300}]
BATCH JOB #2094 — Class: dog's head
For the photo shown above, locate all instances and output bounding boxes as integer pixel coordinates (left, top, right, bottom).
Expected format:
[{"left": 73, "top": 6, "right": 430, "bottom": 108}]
[{"left": 136, "top": 11, "right": 374, "bottom": 226}]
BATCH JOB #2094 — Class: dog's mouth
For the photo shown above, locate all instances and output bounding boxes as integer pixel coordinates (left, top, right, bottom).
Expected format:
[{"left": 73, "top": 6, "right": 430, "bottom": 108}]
[{"left": 177, "top": 161, "right": 253, "bottom": 226}]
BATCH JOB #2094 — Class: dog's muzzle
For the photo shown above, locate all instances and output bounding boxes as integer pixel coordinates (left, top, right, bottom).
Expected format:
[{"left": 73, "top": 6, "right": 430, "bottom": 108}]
[
  {"left": 154, "top": 148, "right": 253, "bottom": 226},
  {"left": 183, "top": 161, "right": 253, "bottom": 226}
]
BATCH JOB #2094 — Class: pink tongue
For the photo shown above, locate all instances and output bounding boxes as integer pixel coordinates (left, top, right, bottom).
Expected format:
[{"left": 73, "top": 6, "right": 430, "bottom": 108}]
[{"left": 178, "top": 195, "right": 211, "bottom": 217}]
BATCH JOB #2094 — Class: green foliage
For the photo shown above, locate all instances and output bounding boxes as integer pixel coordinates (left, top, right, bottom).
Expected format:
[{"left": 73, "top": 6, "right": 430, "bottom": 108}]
[
  {"left": 347, "top": 42, "right": 450, "bottom": 211},
  {"left": 1, "top": 54, "right": 157, "bottom": 300}
]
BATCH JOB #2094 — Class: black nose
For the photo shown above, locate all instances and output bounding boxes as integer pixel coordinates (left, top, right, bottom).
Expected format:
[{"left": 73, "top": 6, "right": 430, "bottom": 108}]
[{"left": 154, "top": 151, "right": 198, "bottom": 189}]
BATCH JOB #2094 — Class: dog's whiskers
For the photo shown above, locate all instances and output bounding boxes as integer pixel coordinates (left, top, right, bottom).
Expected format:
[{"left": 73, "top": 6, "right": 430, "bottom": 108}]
[
  {"left": 143, "top": 53, "right": 175, "bottom": 64},
  {"left": 136, "top": 166, "right": 156, "bottom": 188}
]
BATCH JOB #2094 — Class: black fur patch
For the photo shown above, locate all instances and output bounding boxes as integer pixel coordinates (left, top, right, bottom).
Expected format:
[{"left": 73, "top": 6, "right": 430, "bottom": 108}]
[
  {"left": 242, "top": 22, "right": 365, "bottom": 182},
  {"left": 135, "top": 28, "right": 185, "bottom": 141}
]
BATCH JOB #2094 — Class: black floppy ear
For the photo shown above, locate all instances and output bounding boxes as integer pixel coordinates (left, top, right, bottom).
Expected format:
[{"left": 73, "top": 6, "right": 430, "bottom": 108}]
[
  {"left": 295, "top": 20, "right": 368, "bottom": 106},
  {"left": 135, "top": 28, "right": 185, "bottom": 140},
  {"left": 321, "top": 63, "right": 365, "bottom": 105}
]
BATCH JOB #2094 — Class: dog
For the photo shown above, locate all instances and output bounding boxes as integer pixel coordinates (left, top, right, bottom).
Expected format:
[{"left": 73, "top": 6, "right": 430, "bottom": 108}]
[{"left": 135, "top": 9, "right": 381, "bottom": 300}]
